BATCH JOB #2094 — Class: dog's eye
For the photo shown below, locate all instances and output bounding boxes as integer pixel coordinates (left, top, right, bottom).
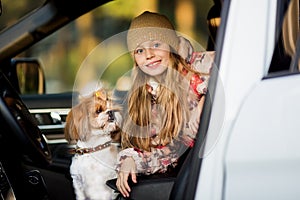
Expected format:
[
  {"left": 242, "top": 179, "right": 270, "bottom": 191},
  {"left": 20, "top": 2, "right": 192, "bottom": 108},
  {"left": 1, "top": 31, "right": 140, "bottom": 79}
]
[{"left": 95, "top": 109, "right": 102, "bottom": 114}]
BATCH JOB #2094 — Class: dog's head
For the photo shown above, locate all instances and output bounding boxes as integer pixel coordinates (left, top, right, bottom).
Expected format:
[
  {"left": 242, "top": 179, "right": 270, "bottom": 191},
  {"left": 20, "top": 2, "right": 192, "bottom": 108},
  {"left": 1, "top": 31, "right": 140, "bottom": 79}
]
[{"left": 64, "top": 88, "right": 122, "bottom": 144}]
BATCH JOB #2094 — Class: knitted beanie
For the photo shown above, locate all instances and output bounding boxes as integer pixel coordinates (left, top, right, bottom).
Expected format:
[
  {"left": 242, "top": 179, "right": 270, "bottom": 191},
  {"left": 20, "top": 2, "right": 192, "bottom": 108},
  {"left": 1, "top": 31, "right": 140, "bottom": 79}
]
[{"left": 127, "top": 11, "right": 179, "bottom": 52}]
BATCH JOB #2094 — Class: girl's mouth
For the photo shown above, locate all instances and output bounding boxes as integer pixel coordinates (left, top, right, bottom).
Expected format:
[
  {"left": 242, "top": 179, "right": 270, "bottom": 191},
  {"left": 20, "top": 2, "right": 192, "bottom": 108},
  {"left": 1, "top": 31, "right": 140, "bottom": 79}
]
[{"left": 146, "top": 60, "right": 161, "bottom": 68}]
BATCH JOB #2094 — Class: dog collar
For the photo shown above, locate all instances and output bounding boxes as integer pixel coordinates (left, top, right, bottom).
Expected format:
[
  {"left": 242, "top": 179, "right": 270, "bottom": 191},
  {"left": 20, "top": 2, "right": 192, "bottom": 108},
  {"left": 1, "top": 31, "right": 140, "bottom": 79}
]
[{"left": 69, "top": 141, "right": 112, "bottom": 155}]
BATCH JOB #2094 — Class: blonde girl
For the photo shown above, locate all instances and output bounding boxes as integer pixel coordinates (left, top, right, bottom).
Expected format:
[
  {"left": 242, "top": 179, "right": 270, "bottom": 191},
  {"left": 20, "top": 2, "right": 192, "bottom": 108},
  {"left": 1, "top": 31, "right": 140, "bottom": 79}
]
[{"left": 116, "top": 11, "right": 212, "bottom": 198}]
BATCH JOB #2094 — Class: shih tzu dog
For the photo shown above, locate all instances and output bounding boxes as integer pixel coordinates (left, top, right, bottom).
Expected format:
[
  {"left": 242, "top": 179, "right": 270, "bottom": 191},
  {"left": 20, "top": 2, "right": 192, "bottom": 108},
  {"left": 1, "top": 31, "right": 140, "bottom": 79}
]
[{"left": 64, "top": 88, "right": 122, "bottom": 200}]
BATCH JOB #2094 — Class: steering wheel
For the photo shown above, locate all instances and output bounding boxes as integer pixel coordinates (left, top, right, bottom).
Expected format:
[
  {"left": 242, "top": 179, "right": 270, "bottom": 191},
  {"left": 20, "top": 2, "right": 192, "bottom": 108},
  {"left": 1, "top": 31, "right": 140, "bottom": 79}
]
[{"left": 0, "top": 72, "right": 52, "bottom": 166}]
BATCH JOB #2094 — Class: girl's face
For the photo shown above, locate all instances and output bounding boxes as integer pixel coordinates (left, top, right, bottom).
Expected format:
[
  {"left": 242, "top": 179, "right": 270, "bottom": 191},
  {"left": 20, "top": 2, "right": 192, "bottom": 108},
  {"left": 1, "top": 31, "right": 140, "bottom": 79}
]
[{"left": 134, "top": 40, "right": 171, "bottom": 77}]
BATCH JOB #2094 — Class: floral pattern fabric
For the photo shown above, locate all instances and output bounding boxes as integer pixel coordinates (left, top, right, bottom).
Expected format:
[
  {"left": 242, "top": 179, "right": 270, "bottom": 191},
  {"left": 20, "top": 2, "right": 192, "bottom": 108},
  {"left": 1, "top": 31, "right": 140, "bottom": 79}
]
[{"left": 116, "top": 51, "right": 215, "bottom": 174}]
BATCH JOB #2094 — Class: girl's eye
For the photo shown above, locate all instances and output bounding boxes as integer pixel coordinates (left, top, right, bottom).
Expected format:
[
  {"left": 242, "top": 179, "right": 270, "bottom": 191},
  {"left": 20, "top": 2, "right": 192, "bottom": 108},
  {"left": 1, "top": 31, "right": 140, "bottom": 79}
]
[
  {"left": 153, "top": 42, "right": 160, "bottom": 48},
  {"left": 135, "top": 48, "right": 144, "bottom": 54}
]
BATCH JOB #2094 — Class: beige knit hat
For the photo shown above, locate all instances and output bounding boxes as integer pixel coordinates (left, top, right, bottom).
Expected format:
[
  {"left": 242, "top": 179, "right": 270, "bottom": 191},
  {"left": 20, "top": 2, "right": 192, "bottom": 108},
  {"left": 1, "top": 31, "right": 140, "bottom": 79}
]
[{"left": 127, "top": 11, "right": 179, "bottom": 52}]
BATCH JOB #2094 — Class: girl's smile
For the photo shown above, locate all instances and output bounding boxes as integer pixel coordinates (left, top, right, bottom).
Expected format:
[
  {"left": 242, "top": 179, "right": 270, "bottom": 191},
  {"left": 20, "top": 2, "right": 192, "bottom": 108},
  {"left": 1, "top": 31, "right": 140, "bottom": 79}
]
[{"left": 144, "top": 60, "right": 162, "bottom": 68}]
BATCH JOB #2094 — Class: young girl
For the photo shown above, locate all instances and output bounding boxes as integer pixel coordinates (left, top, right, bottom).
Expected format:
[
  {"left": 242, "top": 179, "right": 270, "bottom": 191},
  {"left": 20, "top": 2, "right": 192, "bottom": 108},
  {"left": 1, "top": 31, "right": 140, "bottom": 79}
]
[{"left": 115, "top": 11, "right": 213, "bottom": 198}]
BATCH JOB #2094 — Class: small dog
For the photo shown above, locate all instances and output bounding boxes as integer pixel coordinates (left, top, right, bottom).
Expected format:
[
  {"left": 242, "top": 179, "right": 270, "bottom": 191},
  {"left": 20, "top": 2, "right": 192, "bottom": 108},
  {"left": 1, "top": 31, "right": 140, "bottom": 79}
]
[{"left": 64, "top": 88, "right": 122, "bottom": 200}]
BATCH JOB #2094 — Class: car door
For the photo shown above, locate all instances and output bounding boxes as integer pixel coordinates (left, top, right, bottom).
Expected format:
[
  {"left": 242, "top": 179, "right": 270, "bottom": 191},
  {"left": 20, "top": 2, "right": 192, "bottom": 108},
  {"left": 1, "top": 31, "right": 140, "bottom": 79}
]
[
  {"left": 195, "top": 0, "right": 300, "bottom": 199},
  {"left": 224, "top": 0, "right": 300, "bottom": 199}
]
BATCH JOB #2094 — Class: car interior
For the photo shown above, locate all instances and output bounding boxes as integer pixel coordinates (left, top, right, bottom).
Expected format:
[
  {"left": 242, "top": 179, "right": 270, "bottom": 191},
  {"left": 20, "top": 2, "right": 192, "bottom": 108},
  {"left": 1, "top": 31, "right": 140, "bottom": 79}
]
[{"left": 3, "top": 0, "right": 299, "bottom": 199}]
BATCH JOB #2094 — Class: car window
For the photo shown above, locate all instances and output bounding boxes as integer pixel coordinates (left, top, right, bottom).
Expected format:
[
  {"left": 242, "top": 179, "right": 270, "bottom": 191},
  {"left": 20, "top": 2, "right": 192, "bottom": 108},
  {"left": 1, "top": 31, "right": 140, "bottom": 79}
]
[
  {"left": 268, "top": 0, "right": 299, "bottom": 74},
  {"left": 17, "top": 0, "right": 217, "bottom": 94}
]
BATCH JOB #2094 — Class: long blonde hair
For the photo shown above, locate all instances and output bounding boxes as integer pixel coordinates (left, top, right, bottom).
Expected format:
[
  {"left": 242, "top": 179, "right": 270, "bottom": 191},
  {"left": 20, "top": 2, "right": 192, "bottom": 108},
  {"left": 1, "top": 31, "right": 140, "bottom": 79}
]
[{"left": 121, "top": 52, "right": 196, "bottom": 151}]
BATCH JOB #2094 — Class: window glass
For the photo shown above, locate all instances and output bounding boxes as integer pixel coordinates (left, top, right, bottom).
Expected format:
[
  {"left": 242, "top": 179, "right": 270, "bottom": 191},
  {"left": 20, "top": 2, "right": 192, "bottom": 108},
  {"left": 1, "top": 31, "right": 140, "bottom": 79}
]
[
  {"left": 268, "top": 0, "right": 299, "bottom": 74},
  {"left": 19, "top": 0, "right": 217, "bottom": 94}
]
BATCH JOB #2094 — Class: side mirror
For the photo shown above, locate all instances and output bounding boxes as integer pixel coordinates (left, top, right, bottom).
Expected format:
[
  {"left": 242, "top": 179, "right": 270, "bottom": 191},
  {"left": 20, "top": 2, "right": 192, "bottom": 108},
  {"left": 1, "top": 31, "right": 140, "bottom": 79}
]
[{"left": 11, "top": 58, "right": 46, "bottom": 94}]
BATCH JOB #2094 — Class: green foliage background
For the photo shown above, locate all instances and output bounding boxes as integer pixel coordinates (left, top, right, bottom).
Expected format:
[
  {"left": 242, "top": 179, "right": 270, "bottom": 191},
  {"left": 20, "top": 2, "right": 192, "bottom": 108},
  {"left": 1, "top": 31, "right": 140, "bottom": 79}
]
[{"left": 1, "top": 0, "right": 213, "bottom": 93}]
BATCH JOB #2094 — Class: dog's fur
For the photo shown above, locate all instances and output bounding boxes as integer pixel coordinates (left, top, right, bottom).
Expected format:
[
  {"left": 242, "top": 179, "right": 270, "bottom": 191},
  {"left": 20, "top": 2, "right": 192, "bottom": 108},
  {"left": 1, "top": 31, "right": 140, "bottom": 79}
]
[{"left": 64, "top": 88, "right": 122, "bottom": 200}]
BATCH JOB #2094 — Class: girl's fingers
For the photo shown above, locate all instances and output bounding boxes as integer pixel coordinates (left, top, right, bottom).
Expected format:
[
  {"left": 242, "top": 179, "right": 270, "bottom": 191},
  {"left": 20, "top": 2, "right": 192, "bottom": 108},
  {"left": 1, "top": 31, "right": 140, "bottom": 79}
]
[
  {"left": 131, "top": 170, "right": 137, "bottom": 183},
  {"left": 116, "top": 157, "right": 138, "bottom": 197},
  {"left": 123, "top": 174, "right": 131, "bottom": 194},
  {"left": 117, "top": 172, "right": 130, "bottom": 197}
]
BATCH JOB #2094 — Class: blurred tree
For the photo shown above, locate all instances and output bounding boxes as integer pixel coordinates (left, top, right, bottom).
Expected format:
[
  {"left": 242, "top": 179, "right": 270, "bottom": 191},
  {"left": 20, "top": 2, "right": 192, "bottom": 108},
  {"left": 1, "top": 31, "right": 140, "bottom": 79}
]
[
  {"left": 175, "top": 0, "right": 195, "bottom": 38},
  {"left": 0, "top": 0, "right": 43, "bottom": 30},
  {"left": 9, "top": 0, "right": 214, "bottom": 93}
]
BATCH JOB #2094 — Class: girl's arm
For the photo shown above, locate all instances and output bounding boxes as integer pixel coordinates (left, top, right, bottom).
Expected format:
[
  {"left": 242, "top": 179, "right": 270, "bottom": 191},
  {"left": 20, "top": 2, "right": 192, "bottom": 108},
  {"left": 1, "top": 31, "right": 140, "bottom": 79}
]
[{"left": 116, "top": 138, "right": 191, "bottom": 175}]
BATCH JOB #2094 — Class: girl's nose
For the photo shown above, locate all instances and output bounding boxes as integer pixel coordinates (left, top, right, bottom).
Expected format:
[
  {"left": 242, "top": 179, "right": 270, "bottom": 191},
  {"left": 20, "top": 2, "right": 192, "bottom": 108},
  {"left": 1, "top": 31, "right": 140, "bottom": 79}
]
[{"left": 145, "top": 48, "right": 154, "bottom": 59}]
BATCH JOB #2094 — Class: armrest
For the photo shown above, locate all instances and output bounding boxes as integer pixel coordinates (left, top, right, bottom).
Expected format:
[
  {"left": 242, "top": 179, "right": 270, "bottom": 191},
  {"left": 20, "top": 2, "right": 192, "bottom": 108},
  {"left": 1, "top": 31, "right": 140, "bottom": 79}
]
[
  {"left": 106, "top": 173, "right": 177, "bottom": 200},
  {"left": 107, "top": 147, "right": 192, "bottom": 199}
]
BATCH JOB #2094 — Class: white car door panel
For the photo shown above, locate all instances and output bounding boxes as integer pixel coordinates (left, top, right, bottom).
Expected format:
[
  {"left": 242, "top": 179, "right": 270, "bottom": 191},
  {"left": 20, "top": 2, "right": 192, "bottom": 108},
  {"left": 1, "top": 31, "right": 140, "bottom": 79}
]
[{"left": 224, "top": 74, "right": 300, "bottom": 200}]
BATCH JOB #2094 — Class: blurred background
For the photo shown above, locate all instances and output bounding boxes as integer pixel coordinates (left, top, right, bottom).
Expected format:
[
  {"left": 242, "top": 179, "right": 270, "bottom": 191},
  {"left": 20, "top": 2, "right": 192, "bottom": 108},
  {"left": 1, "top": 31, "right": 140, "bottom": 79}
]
[{"left": 0, "top": 0, "right": 218, "bottom": 93}]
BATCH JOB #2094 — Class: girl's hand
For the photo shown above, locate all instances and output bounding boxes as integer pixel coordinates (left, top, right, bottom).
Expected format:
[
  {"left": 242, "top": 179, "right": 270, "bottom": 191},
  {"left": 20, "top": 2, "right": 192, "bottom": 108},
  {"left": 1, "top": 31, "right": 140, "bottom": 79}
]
[{"left": 116, "top": 157, "right": 137, "bottom": 198}]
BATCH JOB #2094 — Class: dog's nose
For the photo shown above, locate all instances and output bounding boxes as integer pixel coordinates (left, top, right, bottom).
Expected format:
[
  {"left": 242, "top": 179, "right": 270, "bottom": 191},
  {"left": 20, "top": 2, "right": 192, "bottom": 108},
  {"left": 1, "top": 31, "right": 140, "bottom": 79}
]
[{"left": 107, "top": 110, "right": 115, "bottom": 122}]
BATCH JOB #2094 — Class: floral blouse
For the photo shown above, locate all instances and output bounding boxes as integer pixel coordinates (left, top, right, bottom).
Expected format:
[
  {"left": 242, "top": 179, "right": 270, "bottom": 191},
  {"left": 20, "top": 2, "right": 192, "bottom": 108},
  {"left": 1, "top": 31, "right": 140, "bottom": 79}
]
[{"left": 116, "top": 51, "right": 215, "bottom": 175}]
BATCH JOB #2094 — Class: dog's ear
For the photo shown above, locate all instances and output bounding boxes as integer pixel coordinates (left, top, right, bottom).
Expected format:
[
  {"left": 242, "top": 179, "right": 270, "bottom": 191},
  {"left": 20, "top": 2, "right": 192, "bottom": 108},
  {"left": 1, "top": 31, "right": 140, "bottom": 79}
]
[
  {"left": 64, "top": 109, "right": 79, "bottom": 143},
  {"left": 110, "top": 111, "right": 122, "bottom": 143},
  {"left": 95, "top": 89, "right": 107, "bottom": 101},
  {"left": 64, "top": 103, "right": 91, "bottom": 142},
  {"left": 76, "top": 102, "right": 91, "bottom": 141}
]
